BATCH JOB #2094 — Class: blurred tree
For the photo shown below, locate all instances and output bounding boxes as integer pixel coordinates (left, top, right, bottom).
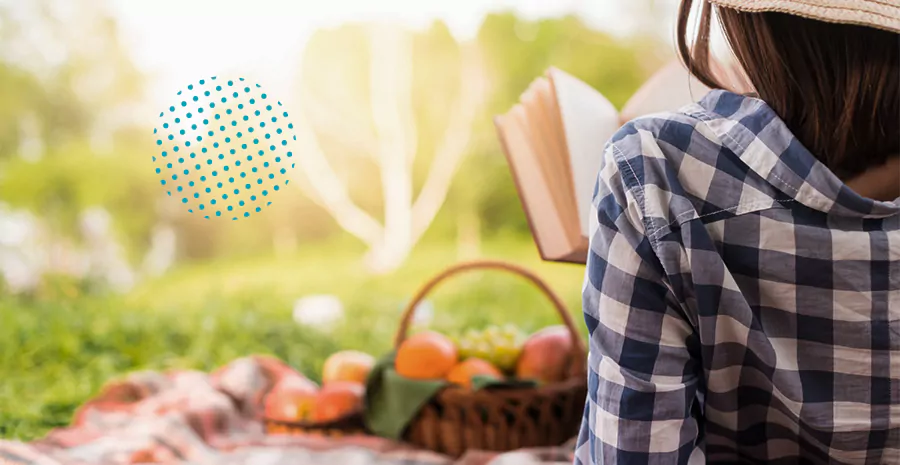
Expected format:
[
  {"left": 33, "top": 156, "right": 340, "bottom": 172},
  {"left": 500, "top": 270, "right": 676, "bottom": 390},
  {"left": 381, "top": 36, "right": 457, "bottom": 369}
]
[
  {"left": 284, "top": 14, "right": 661, "bottom": 271},
  {"left": 0, "top": 0, "right": 143, "bottom": 156},
  {"left": 0, "top": 141, "right": 158, "bottom": 261},
  {"left": 0, "top": 0, "right": 152, "bottom": 261},
  {"left": 0, "top": 5, "right": 665, "bottom": 274},
  {"left": 0, "top": 63, "right": 44, "bottom": 161},
  {"left": 294, "top": 22, "right": 487, "bottom": 273}
]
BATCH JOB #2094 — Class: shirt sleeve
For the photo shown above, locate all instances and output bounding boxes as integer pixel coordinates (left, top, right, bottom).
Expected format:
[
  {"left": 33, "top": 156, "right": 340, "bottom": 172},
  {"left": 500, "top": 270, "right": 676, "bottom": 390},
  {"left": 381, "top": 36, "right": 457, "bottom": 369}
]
[{"left": 574, "top": 141, "right": 703, "bottom": 465}]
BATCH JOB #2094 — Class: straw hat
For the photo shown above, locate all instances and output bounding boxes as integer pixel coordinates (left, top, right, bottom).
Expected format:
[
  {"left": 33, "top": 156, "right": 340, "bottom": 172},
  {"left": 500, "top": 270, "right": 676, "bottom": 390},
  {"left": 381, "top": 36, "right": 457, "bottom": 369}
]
[{"left": 706, "top": 0, "right": 900, "bottom": 33}]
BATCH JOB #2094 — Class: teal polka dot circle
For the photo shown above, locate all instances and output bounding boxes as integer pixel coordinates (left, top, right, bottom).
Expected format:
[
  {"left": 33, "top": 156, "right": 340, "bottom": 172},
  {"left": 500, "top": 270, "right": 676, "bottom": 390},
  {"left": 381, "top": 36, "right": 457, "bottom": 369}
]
[{"left": 153, "top": 77, "right": 296, "bottom": 220}]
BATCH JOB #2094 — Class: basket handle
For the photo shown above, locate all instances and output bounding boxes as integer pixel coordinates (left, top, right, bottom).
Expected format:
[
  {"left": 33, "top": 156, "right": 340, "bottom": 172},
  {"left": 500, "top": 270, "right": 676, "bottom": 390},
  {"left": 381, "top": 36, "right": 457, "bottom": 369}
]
[{"left": 394, "top": 260, "right": 587, "bottom": 366}]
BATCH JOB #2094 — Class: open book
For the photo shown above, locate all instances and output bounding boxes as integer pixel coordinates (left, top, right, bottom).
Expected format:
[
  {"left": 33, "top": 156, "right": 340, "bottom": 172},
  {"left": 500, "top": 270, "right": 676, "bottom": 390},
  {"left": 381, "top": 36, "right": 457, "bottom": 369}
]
[{"left": 494, "top": 59, "right": 749, "bottom": 264}]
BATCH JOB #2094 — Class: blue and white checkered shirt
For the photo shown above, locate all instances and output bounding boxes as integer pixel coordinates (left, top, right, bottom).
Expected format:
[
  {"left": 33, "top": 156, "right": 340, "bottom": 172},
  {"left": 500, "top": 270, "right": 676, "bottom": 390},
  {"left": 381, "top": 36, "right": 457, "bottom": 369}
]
[{"left": 575, "top": 90, "right": 900, "bottom": 464}]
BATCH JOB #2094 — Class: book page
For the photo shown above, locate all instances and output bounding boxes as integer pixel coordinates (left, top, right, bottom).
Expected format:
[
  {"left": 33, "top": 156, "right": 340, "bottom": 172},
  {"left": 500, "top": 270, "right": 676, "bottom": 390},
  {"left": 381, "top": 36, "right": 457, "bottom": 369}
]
[
  {"left": 535, "top": 80, "right": 585, "bottom": 247},
  {"left": 620, "top": 58, "right": 753, "bottom": 124},
  {"left": 531, "top": 78, "right": 585, "bottom": 247},
  {"left": 533, "top": 79, "right": 573, "bottom": 195},
  {"left": 619, "top": 60, "right": 713, "bottom": 124},
  {"left": 520, "top": 79, "right": 578, "bottom": 241},
  {"left": 494, "top": 106, "right": 573, "bottom": 261},
  {"left": 548, "top": 67, "right": 621, "bottom": 239}
]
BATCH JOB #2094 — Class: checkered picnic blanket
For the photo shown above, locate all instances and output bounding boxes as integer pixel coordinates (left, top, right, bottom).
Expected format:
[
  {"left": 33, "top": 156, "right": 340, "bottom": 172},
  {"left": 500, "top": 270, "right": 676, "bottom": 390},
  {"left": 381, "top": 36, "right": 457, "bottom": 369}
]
[{"left": 0, "top": 356, "right": 575, "bottom": 465}]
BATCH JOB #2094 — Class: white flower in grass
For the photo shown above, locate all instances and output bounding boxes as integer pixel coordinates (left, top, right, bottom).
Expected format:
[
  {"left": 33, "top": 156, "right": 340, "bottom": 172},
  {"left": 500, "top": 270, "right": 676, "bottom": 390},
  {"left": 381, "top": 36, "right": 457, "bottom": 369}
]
[
  {"left": 0, "top": 205, "right": 43, "bottom": 292},
  {"left": 0, "top": 254, "right": 40, "bottom": 293},
  {"left": 79, "top": 207, "right": 135, "bottom": 292},
  {"left": 293, "top": 294, "right": 344, "bottom": 330},
  {"left": 142, "top": 224, "right": 176, "bottom": 277},
  {"left": 0, "top": 207, "right": 35, "bottom": 246}
]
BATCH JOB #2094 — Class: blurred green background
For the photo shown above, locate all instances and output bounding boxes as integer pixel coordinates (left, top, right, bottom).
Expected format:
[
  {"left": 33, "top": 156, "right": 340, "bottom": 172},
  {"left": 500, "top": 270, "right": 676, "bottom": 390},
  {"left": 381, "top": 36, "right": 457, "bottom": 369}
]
[{"left": 0, "top": 0, "right": 674, "bottom": 439}]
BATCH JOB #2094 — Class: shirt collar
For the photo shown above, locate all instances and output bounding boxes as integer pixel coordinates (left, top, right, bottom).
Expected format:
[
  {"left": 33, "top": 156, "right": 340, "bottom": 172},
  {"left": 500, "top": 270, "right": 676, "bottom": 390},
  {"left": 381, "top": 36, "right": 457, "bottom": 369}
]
[{"left": 689, "top": 90, "right": 900, "bottom": 219}]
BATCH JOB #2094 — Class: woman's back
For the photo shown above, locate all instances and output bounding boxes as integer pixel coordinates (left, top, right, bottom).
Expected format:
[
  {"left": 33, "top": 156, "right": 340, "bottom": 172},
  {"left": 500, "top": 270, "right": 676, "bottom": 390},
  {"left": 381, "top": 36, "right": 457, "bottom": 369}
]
[
  {"left": 576, "top": 2, "right": 899, "bottom": 463},
  {"left": 576, "top": 89, "right": 898, "bottom": 463}
]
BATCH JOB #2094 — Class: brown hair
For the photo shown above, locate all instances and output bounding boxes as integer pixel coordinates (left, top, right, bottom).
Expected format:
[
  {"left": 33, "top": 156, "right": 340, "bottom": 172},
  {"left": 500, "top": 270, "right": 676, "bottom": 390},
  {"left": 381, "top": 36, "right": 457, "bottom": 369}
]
[{"left": 677, "top": 0, "right": 900, "bottom": 179}]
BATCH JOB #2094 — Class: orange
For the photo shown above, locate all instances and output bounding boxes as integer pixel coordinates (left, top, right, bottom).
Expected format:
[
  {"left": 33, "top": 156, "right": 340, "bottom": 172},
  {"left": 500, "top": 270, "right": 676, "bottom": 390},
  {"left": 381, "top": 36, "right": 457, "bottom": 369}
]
[
  {"left": 395, "top": 331, "right": 459, "bottom": 380},
  {"left": 446, "top": 358, "right": 503, "bottom": 389},
  {"left": 313, "top": 381, "right": 365, "bottom": 423}
]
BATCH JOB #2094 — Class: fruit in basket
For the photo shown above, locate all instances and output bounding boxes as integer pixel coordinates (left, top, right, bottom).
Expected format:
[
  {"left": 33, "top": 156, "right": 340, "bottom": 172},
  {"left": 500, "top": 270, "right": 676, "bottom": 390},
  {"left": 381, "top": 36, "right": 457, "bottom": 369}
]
[
  {"left": 446, "top": 358, "right": 503, "bottom": 389},
  {"left": 395, "top": 331, "right": 459, "bottom": 380},
  {"left": 313, "top": 381, "right": 365, "bottom": 423},
  {"left": 322, "top": 350, "right": 376, "bottom": 384},
  {"left": 515, "top": 325, "right": 574, "bottom": 384},
  {"left": 458, "top": 324, "right": 527, "bottom": 373},
  {"left": 263, "top": 375, "right": 319, "bottom": 421}
]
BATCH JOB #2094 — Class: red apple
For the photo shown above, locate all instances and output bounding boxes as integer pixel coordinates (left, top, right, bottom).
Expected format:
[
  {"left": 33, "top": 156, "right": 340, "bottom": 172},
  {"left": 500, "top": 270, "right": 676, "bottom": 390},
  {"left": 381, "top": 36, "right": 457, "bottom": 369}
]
[
  {"left": 313, "top": 381, "right": 365, "bottom": 423},
  {"left": 263, "top": 375, "right": 318, "bottom": 422},
  {"left": 515, "top": 326, "right": 574, "bottom": 384}
]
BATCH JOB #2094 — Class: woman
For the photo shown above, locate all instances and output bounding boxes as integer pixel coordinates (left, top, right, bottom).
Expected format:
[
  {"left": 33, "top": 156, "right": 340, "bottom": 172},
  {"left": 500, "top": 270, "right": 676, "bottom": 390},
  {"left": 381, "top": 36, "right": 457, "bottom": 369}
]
[{"left": 577, "top": 1, "right": 898, "bottom": 463}]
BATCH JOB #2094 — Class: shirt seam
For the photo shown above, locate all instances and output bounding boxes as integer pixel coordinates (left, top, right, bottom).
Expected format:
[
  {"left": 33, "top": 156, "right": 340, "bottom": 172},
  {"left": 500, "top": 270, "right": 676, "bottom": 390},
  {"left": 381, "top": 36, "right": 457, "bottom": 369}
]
[
  {"left": 608, "top": 141, "right": 703, "bottom": 383},
  {"left": 610, "top": 142, "right": 684, "bottom": 308},
  {"left": 647, "top": 199, "right": 796, "bottom": 243},
  {"left": 610, "top": 124, "right": 796, "bottom": 243},
  {"left": 610, "top": 143, "right": 656, "bottom": 242}
]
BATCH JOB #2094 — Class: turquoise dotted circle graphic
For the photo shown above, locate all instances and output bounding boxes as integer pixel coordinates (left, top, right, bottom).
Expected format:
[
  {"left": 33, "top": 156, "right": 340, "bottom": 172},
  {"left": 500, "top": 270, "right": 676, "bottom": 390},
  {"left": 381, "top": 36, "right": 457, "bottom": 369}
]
[{"left": 153, "top": 77, "right": 296, "bottom": 220}]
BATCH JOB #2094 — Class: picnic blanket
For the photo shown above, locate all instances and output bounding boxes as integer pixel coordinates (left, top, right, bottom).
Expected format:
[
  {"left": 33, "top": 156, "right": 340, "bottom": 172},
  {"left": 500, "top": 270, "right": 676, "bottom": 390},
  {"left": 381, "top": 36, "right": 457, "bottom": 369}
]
[{"left": 0, "top": 356, "right": 575, "bottom": 465}]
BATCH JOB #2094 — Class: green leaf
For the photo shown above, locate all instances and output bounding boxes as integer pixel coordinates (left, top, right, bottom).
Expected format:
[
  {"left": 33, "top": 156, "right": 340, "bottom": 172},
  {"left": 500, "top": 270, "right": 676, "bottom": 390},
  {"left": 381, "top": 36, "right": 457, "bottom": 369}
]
[{"left": 363, "top": 352, "right": 447, "bottom": 440}]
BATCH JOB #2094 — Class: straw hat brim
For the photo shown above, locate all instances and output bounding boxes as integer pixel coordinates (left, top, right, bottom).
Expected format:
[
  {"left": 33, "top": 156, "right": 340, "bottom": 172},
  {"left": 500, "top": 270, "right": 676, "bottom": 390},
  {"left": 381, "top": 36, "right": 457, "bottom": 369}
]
[{"left": 707, "top": 0, "right": 900, "bottom": 33}]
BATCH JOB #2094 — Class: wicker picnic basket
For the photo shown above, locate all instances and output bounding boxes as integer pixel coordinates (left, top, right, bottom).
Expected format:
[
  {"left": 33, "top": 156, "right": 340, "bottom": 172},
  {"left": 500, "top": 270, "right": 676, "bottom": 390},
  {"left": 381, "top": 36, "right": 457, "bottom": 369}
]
[{"left": 395, "top": 260, "right": 587, "bottom": 457}]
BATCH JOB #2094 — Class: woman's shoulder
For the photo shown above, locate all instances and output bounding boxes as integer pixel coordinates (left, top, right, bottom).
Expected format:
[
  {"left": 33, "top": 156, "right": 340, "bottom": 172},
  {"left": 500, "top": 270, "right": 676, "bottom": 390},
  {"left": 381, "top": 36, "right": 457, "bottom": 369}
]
[
  {"left": 607, "top": 89, "right": 760, "bottom": 161},
  {"left": 600, "top": 91, "right": 787, "bottom": 240},
  {"left": 607, "top": 91, "right": 736, "bottom": 167},
  {"left": 604, "top": 103, "right": 723, "bottom": 193}
]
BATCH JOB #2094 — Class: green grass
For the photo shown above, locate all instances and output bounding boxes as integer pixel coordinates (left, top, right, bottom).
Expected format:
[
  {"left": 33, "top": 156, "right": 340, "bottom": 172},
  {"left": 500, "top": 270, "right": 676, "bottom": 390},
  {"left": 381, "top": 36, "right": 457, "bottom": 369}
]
[{"left": 0, "top": 237, "right": 587, "bottom": 440}]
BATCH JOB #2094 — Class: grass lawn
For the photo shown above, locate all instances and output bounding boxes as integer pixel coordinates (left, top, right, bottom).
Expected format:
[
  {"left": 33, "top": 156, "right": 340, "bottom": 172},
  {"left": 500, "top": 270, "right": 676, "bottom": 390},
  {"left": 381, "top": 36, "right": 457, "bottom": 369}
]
[{"left": 0, "top": 236, "right": 587, "bottom": 440}]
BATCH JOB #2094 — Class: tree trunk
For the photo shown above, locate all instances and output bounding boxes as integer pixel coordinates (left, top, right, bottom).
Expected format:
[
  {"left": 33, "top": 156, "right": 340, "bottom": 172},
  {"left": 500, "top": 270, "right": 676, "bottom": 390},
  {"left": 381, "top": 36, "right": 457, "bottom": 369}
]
[
  {"left": 292, "top": 27, "right": 486, "bottom": 274},
  {"left": 369, "top": 25, "right": 415, "bottom": 274},
  {"left": 363, "top": 238, "right": 413, "bottom": 275}
]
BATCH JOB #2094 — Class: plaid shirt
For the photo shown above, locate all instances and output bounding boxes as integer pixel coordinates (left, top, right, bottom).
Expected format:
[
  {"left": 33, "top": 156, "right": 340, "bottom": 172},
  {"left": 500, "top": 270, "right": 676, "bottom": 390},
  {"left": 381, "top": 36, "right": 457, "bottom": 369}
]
[{"left": 575, "top": 90, "right": 900, "bottom": 464}]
